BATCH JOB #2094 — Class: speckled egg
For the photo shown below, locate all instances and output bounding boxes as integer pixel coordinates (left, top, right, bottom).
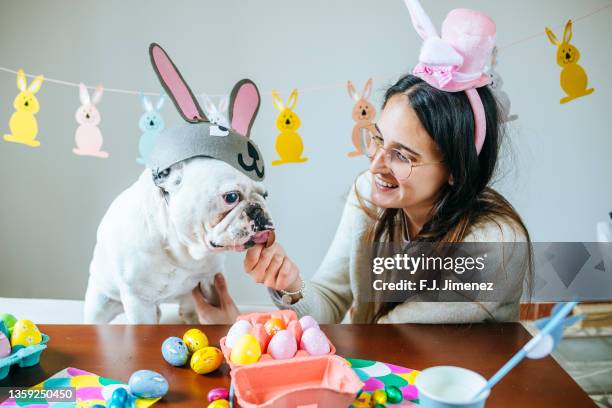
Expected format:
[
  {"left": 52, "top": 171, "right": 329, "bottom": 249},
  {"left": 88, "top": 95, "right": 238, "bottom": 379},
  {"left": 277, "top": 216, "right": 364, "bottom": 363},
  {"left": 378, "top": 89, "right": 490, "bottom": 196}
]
[
  {"left": 225, "top": 320, "right": 253, "bottom": 348},
  {"left": 161, "top": 336, "right": 189, "bottom": 366},
  {"left": 183, "top": 328, "right": 209, "bottom": 354},
  {"left": 298, "top": 315, "right": 319, "bottom": 331},
  {"left": 267, "top": 330, "right": 297, "bottom": 360},
  {"left": 229, "top": 334, "right": 261, "bottom": 365},
  {"left": 128, "top": 370, "right": 168, "bottom": 399},
  {"left": 0, "top": 332, "right": 11, "bottom": 358},
  {"left": 10, "top": 320, "right": 42, "bottom": 347},
  {"left": 0, "top": 314, "right": 16, "bottom": 333},
  {"left": 299, "top": 327, "right": 330, "bottom": 356},
  {"left": 190, "top": 347, "right": 223, "bottom": 374}
]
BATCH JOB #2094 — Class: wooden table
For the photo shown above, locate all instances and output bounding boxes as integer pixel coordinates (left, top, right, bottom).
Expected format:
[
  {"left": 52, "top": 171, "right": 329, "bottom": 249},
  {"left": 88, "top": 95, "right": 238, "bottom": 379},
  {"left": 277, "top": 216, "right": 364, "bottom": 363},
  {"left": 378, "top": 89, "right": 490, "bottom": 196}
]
[{"left": 0, "top": 324, "right": 595, "bottom": 407}]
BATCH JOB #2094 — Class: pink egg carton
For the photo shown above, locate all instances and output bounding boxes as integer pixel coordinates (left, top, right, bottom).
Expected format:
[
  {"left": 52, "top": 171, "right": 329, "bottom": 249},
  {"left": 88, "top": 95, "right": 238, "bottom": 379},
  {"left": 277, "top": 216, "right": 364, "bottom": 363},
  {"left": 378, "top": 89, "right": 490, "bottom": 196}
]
[
  {"left": 219, "top": 310, "right": 336, "bottom": 370},
  {"left": 231, "top": 354, "right": 363, "bottom": 408}
]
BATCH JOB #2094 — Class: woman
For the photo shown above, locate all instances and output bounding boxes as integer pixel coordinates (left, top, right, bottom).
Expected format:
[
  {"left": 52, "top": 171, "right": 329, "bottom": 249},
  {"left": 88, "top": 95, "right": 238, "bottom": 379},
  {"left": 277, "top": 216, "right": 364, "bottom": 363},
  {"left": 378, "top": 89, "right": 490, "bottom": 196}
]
[{"left": 192, "top": 73, "right": 532, "bottom": 325}]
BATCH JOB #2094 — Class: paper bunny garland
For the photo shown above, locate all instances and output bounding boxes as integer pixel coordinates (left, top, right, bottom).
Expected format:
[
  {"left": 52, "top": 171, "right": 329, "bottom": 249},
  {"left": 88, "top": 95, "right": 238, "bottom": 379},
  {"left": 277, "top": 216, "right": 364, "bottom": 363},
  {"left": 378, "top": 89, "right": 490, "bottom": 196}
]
[
  {"left": 137, "top": 94, "right": 166, "bottom": 165},
  {"left": 271, "top": 89, "right": 308, "bottom": 166},
  {"left": 347, "top": 78, "right": 376, "bottom": 158},
  {"left": 486, "top": 47, "right": 518, "bottom": 123},
  {"left": 403, "top": 0, "right": 496, "bottom": 155},
  {"left": 545, "top": 20, "right": 595, "bottom": 104},
  {"left": 3, "top": 69, "right": 44, "bottom": 147},
  {"left": 73, "top": 83, "right": 109, "bottom": 158},
  {"left": 147, "top": 43, "right": 265, "bottom": 181}
]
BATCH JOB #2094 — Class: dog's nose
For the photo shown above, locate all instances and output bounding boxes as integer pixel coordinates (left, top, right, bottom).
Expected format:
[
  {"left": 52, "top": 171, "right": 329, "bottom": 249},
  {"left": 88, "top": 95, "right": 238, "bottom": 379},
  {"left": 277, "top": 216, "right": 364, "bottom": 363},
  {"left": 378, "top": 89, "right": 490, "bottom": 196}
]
[{"left": 245, "top": 203, "right": 272, "bottom": 231}]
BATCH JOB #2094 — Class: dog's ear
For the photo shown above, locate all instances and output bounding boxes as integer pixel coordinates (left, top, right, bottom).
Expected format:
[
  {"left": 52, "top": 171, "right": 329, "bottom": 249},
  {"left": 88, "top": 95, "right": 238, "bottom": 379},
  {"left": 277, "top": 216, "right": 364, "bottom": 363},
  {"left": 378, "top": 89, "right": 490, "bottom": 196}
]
[
  {"left": 228, "top": 79, "right": 260, "bottom": 138},
  {"left": 149, "top": 43, "right": 208, "bottom": 123},
  {"left": 152, "top": 162, "right": 184, "bottom": 194}
]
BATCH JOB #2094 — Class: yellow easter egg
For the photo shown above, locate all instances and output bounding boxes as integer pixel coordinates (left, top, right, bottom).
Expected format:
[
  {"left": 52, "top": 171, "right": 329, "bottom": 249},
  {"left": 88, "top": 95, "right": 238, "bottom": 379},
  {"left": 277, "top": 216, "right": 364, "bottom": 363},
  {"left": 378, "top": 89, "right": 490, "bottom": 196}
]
[
  {"left": 229, "top": 334, "right": 261, "bottom": 365},
  {"left": 183, "top": 328, "right": 209, "bottom": 354},
  {"left": 10, "top": 319, "right": 42, "bottom": 347},
  {"left": 372, "top": 389, "right": 387, "bottom": 405},
  {"left": 264, "top": 317, "right": 286, "bottom": 336},
  {"left": 190, "top": 346, "right": 223, "bottom": 374},
  {"left": 207, "top": 400, "right": 229, "bottom": 408}
]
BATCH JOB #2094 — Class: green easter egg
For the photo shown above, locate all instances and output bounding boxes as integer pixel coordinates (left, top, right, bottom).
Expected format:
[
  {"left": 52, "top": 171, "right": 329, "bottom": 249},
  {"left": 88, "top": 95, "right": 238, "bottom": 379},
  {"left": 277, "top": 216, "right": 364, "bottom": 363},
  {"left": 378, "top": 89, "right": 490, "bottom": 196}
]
[
  {"left": 385, "top": 385, "right": 403, "bottom": 404},
  {"left": 0, "top": 314, "right": 17, "bottom": 331}
]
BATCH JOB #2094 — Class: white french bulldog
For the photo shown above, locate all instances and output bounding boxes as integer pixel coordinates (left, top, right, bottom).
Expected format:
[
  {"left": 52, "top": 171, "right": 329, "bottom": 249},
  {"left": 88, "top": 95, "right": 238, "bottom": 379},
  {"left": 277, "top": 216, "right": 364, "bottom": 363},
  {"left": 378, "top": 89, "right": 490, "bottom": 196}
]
[{"left": 84, "top": 44, "right": 273, "bottom": 324}]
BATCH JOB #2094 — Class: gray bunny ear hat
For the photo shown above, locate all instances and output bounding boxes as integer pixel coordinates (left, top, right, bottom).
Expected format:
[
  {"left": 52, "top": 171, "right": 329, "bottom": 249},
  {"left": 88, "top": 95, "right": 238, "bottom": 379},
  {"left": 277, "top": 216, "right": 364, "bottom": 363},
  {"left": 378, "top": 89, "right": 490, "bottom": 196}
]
[{"left": 147, "top": 43, "right": 265, "bottom": 181}]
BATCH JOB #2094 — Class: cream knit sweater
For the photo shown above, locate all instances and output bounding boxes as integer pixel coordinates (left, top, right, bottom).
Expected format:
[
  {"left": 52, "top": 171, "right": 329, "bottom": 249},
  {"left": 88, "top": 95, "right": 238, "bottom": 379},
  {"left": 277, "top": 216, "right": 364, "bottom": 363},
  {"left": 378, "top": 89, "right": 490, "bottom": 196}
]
[{"left": 269, "top": 172, "right": 529, "bottom": 324}]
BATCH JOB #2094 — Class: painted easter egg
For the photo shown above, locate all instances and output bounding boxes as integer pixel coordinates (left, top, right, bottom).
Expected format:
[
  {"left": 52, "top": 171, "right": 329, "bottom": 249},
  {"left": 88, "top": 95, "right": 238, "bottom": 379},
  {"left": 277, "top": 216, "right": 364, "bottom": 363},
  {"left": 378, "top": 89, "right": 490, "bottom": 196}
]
[
  {"left": 10, "top": 320, "right": 42, "bottom": 347},
  {"left": 385, "top": 385, "right": 403, "bottom": 403},
  {"left": 128, "top": 370, "right": 168, "bottom": 399},
  {"left": 299, "top": 315, "right": 319, "bottom": 331},
  {"left": 372, "top": 389, "right": 387, "bottom": 405},
  {"left": 110, "top": 387, "right": 128, "bottom": 404},
  {"left": 299, "top": 327, "right": 330, "bottom": 356},
  {"left": 229, "top": 334, "right": 261, "bottom": 365},
  {"left": 225, "top": 320, "right": 253, "bottom": 348},
  {"left": 207, "top": 387, "right": 229, "bottom": 402},
  {"left": 207, "top": 400, "right": 229, "bottom": 408},
  {"left": 264, "top": 317, "right": 286, "bottom": 336},
  {"left": 0, "top": 332, "right": 11, "bottom": 358},
  {"left": 190, "top": 347, "right": 223, "bottom": 374},
  {"left": 183, "top": 328, "right": 209, "bottom": 354},
  {"left": 0, "top": 314, "right": 17, "bottom": 332},
  {"left": 161, "top": 336, "right": 189, "bottom": 366},
  {"left": 267, "top": 330, "right": 297, "bottom": 360}
]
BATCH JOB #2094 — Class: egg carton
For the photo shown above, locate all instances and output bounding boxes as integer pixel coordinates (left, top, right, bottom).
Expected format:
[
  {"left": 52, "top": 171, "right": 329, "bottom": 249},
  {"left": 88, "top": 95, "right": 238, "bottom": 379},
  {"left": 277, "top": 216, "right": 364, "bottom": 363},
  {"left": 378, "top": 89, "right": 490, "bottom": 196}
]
[
  {"left": 0, "top": 334, "right": 49, "bottom": 380},
  {"left": 219, "top": 310, "right": 336, "bottom": 371}
]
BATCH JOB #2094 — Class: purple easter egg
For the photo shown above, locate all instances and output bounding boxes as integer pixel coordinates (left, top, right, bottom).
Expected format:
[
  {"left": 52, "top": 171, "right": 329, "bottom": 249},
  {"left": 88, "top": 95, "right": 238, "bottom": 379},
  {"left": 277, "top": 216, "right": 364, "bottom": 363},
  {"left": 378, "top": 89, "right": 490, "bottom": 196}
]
[
  {"left": 299, "top": 327, "right": 330, "bottom": 356},
  {"left": 298, "top": 315, "right": 319, "bottom": 331},
  {"left": 207, "top": 387, "right": 229, "bottom": 402}
]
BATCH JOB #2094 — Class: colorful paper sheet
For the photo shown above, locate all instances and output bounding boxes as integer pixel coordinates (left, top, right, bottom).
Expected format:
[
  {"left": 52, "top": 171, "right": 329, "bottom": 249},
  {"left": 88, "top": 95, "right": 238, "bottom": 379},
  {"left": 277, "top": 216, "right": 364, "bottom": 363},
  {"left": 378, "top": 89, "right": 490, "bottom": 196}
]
[
  {"left": 1, "top": 367, "right": 159, "bottom": 407},
  {"left": 346, "top": 358, "right": 420, "bottom": 407}
]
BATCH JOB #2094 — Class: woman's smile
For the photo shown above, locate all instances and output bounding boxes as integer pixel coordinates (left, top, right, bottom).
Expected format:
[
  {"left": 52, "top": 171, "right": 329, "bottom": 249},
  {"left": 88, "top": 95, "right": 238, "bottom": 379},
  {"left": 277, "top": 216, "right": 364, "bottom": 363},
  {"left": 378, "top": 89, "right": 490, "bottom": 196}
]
[{"left": 374, "top": 174, "right": 399, "bottom": 192}]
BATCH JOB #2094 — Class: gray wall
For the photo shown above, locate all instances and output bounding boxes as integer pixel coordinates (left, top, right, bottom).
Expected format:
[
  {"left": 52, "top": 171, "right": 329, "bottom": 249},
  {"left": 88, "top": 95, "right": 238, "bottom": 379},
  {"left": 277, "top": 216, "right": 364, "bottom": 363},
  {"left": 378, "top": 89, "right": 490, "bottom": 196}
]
[{"left": 0, "top": 0, "right": 610, "bottom": 304}]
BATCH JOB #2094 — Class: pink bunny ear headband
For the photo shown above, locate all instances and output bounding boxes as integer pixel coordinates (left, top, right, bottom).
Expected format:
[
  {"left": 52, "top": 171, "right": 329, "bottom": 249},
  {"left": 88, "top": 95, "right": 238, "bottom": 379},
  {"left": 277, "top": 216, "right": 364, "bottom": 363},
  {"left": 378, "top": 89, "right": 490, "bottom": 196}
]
[{"left": 404, "top": 0, "right": 496, "bottom": 155}]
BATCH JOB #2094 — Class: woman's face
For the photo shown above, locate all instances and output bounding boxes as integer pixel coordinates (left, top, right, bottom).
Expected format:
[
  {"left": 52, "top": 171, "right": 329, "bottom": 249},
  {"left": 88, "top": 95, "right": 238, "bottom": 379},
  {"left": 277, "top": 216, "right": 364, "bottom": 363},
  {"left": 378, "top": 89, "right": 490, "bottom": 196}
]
[{"left": 370, "top": 94, "right": 450, "bottom": 211}]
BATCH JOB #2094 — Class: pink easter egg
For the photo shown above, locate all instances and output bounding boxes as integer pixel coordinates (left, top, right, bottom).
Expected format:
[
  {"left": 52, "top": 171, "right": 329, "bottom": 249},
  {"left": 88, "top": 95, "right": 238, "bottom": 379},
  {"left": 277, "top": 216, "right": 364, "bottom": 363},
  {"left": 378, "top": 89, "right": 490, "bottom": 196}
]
[
  {"left": 299, "top": 327, "right": 330, "bottom": 356},
  {"left": 299, "top": 315, "right": 319, "bottom": 331},
  {"left": 0, "top": 332, "right": 10, "bottom": 358},
  {"left": 267, "top": 330, "right": 297, "bottom": 360}
]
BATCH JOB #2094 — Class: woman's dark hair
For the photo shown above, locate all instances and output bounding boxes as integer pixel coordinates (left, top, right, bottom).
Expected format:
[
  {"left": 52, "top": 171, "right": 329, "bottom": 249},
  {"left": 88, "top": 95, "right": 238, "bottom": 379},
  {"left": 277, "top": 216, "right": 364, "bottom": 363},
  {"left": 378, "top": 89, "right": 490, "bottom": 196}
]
[{"left": 355, "top": 74, "right": 533, "bottom": 322}]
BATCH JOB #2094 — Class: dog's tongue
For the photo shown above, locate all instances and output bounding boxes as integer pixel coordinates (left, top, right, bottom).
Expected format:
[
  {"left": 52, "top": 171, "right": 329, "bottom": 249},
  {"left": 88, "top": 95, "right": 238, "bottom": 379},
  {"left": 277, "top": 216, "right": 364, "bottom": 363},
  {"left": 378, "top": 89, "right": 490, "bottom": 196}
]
[{"left": 252, "top": 230, "right": 271, "bottom": 244}]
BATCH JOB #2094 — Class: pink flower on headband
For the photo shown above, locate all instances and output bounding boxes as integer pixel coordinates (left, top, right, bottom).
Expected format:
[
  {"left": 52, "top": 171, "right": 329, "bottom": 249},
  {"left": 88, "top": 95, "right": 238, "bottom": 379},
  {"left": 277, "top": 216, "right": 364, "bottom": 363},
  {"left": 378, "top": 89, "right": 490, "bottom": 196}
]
[{"left": 403, "top": 0, "right": 497, "bottom": 155}]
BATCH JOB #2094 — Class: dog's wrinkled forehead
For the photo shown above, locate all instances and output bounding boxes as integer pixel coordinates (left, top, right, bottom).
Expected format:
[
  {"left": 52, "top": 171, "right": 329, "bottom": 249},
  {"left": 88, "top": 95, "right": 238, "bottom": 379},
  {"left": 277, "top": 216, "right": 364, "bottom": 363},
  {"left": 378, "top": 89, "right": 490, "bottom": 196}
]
[{"left": 148, "top": 123, "right": 265, "bottom": 181}]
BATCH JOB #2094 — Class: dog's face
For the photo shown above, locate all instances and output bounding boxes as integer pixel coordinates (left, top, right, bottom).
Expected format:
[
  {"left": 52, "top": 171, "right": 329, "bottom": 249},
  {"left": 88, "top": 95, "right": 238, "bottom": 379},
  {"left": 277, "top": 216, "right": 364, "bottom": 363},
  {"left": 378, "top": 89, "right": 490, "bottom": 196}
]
[{"left": 153, "top": 157, "right": 273, "bottom": 259}]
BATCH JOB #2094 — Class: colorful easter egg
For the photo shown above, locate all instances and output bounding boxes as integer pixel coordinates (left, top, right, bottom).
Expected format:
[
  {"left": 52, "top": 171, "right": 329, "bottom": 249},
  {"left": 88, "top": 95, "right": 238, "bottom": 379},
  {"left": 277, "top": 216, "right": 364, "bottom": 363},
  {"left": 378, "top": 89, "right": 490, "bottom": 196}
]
[
  {"left": 110, "top": 387, "right": 128, "bottom": 404},
  {"left": 207, "top": 400, "right": 229, "bottom": 408},
  {"left": 190, "top": 346, "right": 223, "bottom": 374},
  {"left": 10, "top": 319, "right": 42, "bottom": 347},
  {"left": 183, "top": 328, "right": 209, "bottom": 354},
  {"left": 372, "top": 389, "right": 387, "bottom": 405},
  {"left": 0, "top": 314, "right": 17, "bottom": 332},
  {"left": 298, "top": 315, "right": 319, "bottom": 331},
  {"left": 267, "top": 330, "right": 297, "bottom": 360},
  {"left": 128, "top": 370, "right": 168, "bottom": 399},
  {"left": 264, "top": 317, "right": 286, "bottom": 336},
  {"left": 226, "top": 320, "right": 253, "bottom": 348},
  {"left": 229, "top": 334, "right": 261, "bottom": 365},
  {"left": 0, "top": 332, "right": 10, "bottom": 358},
  {"left": 385, "top": 385, "right": 403, "bottom": 403},
  {"left": 161, "top": 336, "right": 189, "bottom": 366},
  {"left": 299, "top": 327, "right": 330, "bottom": 356},
  {"left": 207, "top": 387, "right": 229, "bottom": 402}
]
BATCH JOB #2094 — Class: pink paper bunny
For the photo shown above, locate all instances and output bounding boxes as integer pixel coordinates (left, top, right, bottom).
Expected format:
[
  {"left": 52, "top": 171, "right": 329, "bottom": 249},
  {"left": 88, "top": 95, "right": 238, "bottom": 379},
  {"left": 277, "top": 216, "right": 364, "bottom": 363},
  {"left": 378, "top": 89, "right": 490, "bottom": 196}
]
[
  {"left": 347, "top": 78, "right": 376, "bottom": 158},
  {"left": 73, "top": 83, "right": 108, "bottom": 158}
]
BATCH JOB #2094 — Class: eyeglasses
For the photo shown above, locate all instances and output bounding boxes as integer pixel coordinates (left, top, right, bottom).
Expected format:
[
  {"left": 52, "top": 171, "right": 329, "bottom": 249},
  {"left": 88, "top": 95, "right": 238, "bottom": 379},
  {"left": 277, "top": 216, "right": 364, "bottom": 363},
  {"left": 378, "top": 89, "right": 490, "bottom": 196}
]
[{"left": 360, "top": 125, "right": 444, "bottom": 180}]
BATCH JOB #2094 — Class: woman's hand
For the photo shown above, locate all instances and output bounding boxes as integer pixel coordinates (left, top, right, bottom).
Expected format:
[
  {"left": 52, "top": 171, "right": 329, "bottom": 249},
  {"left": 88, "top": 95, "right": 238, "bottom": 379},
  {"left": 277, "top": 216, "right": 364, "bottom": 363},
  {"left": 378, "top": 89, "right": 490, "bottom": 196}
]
[
  {"left": 191, "top": 274, "right": 239, "bottom": 324},
  {"left": 244, "top": 242, "right": 301, "bottom": 292}
]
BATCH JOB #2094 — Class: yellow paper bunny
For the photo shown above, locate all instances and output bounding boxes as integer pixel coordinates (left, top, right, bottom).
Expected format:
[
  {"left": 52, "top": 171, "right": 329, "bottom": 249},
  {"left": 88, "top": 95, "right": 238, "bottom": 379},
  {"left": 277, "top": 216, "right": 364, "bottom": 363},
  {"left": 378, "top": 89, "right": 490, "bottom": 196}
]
[
  {"left": 271, "top": 89, "right": 308, "bottom": 166},
  {"left": 545, "top": 20, "right": 594, "bottom": 104},
  {"left": 4, "top": 69, "right": 44, "bottom": 147}
]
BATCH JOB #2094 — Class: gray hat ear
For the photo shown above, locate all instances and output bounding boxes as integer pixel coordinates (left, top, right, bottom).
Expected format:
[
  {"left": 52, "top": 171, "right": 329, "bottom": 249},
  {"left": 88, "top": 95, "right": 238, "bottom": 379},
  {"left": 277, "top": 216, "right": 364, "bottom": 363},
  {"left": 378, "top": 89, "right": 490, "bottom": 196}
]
[
  {"left": 149, "top": 43, "right": 208, "bottom": 123},
  {"left": 228, "top": 79, "right": 260, "bottom": 138}
]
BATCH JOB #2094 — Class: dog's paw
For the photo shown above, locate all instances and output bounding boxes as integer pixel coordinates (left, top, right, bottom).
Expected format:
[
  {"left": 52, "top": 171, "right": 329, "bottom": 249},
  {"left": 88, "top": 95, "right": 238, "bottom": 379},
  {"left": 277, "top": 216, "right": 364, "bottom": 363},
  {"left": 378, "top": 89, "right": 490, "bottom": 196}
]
[{"left": 179, "top": 309, "right": 199, "bottom": 325}]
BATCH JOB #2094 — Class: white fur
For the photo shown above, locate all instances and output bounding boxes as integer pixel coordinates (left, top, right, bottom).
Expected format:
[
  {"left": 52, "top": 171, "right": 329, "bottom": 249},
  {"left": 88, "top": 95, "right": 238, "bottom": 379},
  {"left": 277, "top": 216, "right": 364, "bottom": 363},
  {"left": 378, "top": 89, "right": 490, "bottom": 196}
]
[{"left": 84, "top": 158, "right": 272, "bottom": 324}]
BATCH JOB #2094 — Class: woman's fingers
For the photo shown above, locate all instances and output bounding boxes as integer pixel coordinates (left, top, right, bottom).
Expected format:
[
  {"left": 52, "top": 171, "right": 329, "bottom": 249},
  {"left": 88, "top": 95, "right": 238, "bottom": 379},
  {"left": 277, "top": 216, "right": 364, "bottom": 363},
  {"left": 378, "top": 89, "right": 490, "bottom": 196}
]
[
  {"left": 275, "top": 257, "right": 298, "bottom": 291},
  {"left": 244, "top": 244, "right": 264, "bottom": 272},
  {"left": 191, "top": 284, "right": 213, "bottom": 312},
  {"left": 263, "top": 254, "right": 284, "bottom": 288},
  {"left": 214, "top": 273, "right": 236, "bottom": 310}
]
